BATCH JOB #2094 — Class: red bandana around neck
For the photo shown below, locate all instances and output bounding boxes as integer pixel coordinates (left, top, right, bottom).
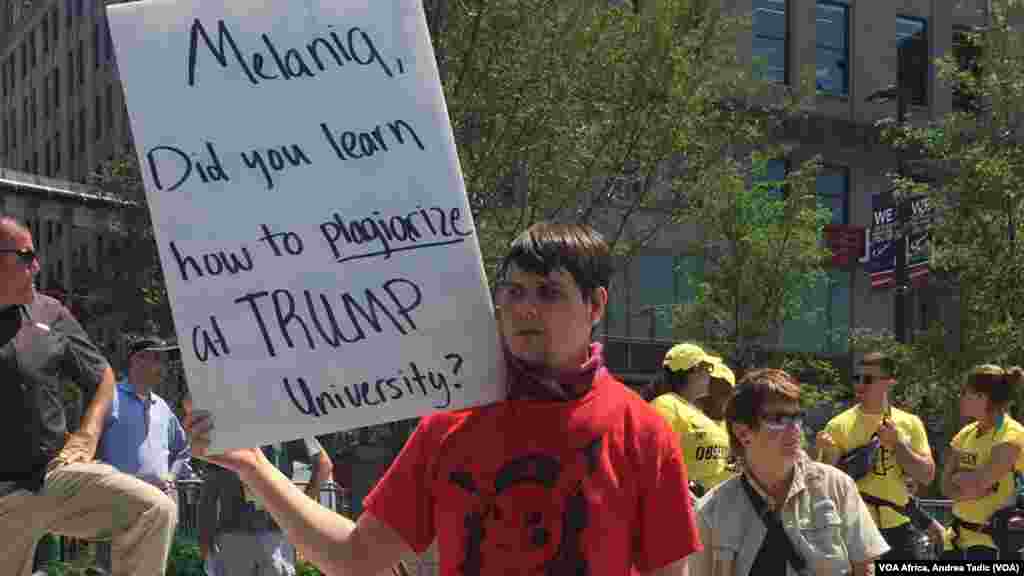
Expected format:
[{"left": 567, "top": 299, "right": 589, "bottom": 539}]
[{"left": 505, "top": 342, "right": 605, "bottom": 402}]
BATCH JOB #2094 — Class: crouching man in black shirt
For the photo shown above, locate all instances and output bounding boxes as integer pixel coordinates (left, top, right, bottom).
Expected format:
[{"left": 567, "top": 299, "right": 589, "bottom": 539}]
[{"left": 0, "top": 215, "right": 177, "bottom": 575}]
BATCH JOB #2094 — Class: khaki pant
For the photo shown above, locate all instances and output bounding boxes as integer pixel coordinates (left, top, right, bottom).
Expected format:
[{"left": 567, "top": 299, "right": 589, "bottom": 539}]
[{"left": 0, "top": 461, "right": 178, "bottom": 576}]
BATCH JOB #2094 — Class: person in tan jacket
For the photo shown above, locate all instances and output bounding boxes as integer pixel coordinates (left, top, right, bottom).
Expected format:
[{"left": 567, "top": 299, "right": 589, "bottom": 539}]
[{"left": 689, "top": 368, "right": 889, "bottom": 576}]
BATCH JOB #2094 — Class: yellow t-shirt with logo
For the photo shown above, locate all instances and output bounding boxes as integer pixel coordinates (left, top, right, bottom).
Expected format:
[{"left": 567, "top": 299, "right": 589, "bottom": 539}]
[
  {"left": 950, "top": 416, "right": 1024, "bottom": 550},
  {"left": 823, "top": 404, "right": 931, "bottom": 529},
  {"left": 651, "top": 393, "right": 734, "bottom": 491}
]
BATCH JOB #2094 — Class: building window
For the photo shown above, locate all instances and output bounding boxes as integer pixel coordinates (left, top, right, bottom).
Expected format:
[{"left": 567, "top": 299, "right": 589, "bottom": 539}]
[
  {"left": 30, "top": 92, "right": 36, "bottom": 131},
  {"left": 628, "top": 254, "right": 703, "bottom": 339},
  {"left": 76, "top": 0, "right": 83, "bottom": 18},
  {"left": 897, "top": 16, "right": 928, "bottom": 107},
  {"left": 67, "top": 51, "right": 74, "bottom": 96},
  {"left": 32, "top": 151, "right": 38, "bottom": 173},
  {"left": 55, "top": 131, "right": 61, "bottom": 171},
  {"left": 65, "top": 0, "right": 72, "bottom": 28},
  {"left": 106, "top": 83, "right": 113, "bottom": 132},
  {"left": 95, "top": 94, "right": 102, "bottom": 140},
  {"left": 106, "top": 25, "right": 113, "bottom": 62},
  {"left": 21, "top": 42, "right": 27, "bottom": 78},
  {"left": 68, "top": 117, "right": 74, "bottom": 160},
  {"left": 752, "top": 0, "right": 787, "bottom": 84},
  {"left": 42, "top": 15, "right": 49, "bottom": 54},
  {"left": 755, "top": 157, "right": 788, "bottom": 198},
  {"left": 22, "top": 96, "right": 28, "bottom": 137},
  {"left": 9, "top": 110, "right": 16, "bottom": 151},
  {"left": 817, "top": 165, "right": 849, "bottom": 224},
  {"left": 44, "top": 139, "right": 51, "bottom": 175},
  {"left": 94, "top": 23, "right": 100, "bottom": 68},
  {"left": 816, "top": 1, "right": 849, "bottom": 96},
  {"left": 29, "top": 35, "right": 35, "bottom": 70},
  {"left": 54, "top": 68, "right": 60, "bottom": 110},
  {"left": 42, "top": 79, "right": 49, "bottom": 119},
  {"left": 78, "top": 40, "right": 84, "bottom": 86},
  {"left": 780, "top": 270, "right": 851, "bottom": 354},
  {"left": 79, "top": 107, "right": 86, "bottom": 152},
  {"left": 52, "top": 7, "right": 59, "bottom": 43},
  {"left": 953, "top": 26, "right": 982, "bottom": 113}
]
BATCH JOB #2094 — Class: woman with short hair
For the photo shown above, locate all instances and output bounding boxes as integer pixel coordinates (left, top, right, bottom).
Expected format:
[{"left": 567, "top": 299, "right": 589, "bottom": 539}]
[
  {"left": 689, "top": 368, "right": 888, "bottom": 576},
  {"left": 942, "top": 364, "right": 1024, "bottom": 560}
]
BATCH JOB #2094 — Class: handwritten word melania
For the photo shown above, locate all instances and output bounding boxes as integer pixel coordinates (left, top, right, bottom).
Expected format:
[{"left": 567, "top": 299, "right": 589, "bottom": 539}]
[
  {"left": 188, "top": 18, "right": 400, "bottom": 87},
  {"left": 320, "top": 206, "right": 473, "bottom": 264}
]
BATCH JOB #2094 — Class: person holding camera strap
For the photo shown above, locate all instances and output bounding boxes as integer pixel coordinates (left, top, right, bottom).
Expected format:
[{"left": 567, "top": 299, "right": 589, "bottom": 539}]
[
  {"left": 941, "top": 365, "right": 1024, "bottom": 560},
  {"left": 816, "top": 352, "right": 935, "bottom": 560}
]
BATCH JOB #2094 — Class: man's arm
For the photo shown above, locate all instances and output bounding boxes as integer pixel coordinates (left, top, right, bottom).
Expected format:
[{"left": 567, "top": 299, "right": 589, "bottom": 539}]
[
  {"left": 57, "top": 366, "right": 116, "bottom": 465},
  {"left": 644, "top": 558, "right": 688, "bottom": 576},
  {"left": 879, "top": 418, "right": 934, "bottom": 485},
  {"left": 953, "top": 442, "right": 1021, "bottom": 500},
  {"left": 941, "top": 446, "right": 963, "bottom": 500},
  {"left": 168, "top": 412, "right": 194, "bottom": 481}
]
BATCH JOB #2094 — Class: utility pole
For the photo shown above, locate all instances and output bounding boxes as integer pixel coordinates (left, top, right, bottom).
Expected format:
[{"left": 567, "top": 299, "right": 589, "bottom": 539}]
[{"left": 893, "top": 85, "right": 909, "bottom": 343}]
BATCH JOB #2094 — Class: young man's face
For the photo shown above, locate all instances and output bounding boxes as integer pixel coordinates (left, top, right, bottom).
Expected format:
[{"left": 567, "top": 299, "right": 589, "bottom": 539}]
[
  {"left": 494, "top": 263, "right": 607, "bottom": 372},
  {"left": 0, "top": 225, "right": 40, "bottom": 306},
  {"left": 854, "top": 363, "right": 890, "bottom": 405}
]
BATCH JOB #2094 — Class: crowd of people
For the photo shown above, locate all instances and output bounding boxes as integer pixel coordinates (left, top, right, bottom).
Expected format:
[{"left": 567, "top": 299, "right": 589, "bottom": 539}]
[{"left": 3, "top": 213, "right": 1024, "bottom": 575}]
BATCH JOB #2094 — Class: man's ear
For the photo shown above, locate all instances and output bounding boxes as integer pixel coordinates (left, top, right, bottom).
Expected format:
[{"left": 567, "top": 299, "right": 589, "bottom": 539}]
[{"left": 589, "top": 286, "right": 608, "bottom": 326}]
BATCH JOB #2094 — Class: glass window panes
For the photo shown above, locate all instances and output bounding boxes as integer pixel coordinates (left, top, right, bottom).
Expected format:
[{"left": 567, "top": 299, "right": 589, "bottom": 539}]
[
  {"left": 753, "top": 0, "right": 787, "bottom": 83},
  {"left": 816, "top": 2, "right": 848, "bottom": 96},
  {"left": 897, "top": 16, "right": 928, "bottom": 106},
  {"left": 780, "top": 271, "right": 850, "bottom": 354},
  {"left": 816, "top": 167, "right": 848, "bottom": 224}
]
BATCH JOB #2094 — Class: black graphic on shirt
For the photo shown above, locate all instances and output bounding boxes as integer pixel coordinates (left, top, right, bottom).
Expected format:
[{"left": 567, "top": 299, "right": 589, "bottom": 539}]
[{"left": 449, "top": 437, "right": 603, "bottom": 575}]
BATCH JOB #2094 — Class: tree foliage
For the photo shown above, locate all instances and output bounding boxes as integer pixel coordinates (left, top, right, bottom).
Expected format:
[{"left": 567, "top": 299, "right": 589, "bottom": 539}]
[
  {"left": 440, "top": 0, "right": 816, "bottom": 270},
  {"left": 851, "top": 0, "right": 1024, "bottom": 487}
]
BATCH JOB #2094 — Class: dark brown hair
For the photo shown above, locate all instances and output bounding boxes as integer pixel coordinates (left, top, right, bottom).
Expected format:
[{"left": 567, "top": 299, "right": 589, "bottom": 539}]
[
  {"left": 497, "top": 222, "right": 612, "bottom": 300},
  {"left": 859, "top": 351, "right": 896, "bottom": 377},
  {"left": 725, "top": 368, "right": 801, "bottom": 456},
  {"left": 965, "top": 365, "right": 1024, "bottom": 408}
]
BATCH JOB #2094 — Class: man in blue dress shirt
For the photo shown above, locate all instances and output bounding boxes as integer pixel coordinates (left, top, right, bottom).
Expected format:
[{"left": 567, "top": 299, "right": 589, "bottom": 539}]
[{"left": 98, "top": 336, "right": 193, "bottom": 496}]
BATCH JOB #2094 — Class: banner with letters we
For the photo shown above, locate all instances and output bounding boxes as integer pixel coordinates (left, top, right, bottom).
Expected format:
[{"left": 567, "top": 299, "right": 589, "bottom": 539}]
[{"left": 107, "top": 0, "right": 503, "bottom": 452}]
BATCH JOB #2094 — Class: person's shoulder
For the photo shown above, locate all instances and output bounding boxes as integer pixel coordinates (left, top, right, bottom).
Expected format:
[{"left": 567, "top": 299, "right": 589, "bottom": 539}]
[
  {"left": 26, "top": 292, "right": 69, "bottom": 325},
  {"left": 891, "top": 405, "right": 925, "bottom": 425},
  {"left": 952, "top": 421, "right": 978, "bottom": 445},
  {"left": 696, "top": 474, "right": 743, "bottom": 516},
  {"left": 999, "top": 416, "right": 1024, "bottom": 440},
  {"left": 827, "top": 404, "right": 859, "bottom": 426}
]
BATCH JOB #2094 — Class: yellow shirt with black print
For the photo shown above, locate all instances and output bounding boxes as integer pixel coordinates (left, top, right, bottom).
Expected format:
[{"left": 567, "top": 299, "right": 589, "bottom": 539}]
[
  {"left": 950, "top": 415, "right": 1024, "bottom": 550},
  {"left": 651, "top": 393, "right": 734, "bottom": 492},
  {"left": 824, "top": 404, "right": 931, "bottom": 529}
]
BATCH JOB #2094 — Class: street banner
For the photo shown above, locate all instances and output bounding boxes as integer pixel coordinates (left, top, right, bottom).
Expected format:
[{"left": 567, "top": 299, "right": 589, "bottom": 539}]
[
  {"left": 868, "top": 192, "right": 933, "bottom": 289},
  {"left": 107, "top": 0, "right": 503, "bottom": 451}
]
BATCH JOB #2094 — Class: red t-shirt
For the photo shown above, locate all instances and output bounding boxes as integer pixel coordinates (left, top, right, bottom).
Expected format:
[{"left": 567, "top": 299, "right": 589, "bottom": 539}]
[{"left": 364, "top": 368, "right": 700, "bottom": 574}]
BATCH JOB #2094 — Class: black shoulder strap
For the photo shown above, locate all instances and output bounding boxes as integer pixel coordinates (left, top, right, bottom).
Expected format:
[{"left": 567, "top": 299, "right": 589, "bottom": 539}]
[{"left": 741, "top": 475, "right": 807, "bottom": 573}]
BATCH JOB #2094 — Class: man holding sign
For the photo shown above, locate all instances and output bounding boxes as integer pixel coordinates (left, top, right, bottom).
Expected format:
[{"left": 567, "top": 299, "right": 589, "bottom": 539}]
[{"left": 193, "top": 223, "right": 700, "bottom": 575}]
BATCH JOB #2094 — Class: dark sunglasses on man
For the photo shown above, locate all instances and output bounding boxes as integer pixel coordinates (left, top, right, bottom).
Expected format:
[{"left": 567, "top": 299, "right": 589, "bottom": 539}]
[{"left": 0, "top": 248, "right": 38, "bottom": 266}]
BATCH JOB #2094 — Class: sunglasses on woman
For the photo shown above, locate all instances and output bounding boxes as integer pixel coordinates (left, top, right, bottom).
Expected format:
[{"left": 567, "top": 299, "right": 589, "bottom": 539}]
[{"left": 0, "top": 248, "right": 37, "bottom": 266}]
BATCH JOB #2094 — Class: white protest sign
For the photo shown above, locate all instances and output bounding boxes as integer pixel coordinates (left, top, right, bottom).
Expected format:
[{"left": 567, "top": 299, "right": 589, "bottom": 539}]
[{"left": 107, "top": 0, "right": 503, "bottom": 452}]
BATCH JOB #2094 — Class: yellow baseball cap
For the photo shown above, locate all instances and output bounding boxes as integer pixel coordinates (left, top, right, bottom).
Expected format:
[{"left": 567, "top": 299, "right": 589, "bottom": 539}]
[
  {"left": 710, "top": 361, "right": 735, "bottom": 387},
  {"left": 663, "top": 343, "right": 721, "bottom": 374}
]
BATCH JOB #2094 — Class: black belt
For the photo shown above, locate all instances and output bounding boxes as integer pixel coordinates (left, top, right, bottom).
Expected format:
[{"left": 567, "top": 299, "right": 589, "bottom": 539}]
[{"left": 860, "top": 492, "right": 934, "bottom": 531}]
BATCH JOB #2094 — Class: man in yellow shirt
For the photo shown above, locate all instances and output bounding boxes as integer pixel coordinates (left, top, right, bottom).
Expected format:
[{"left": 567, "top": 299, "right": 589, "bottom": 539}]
[
  {"left": 816, "top": 352, "right": 936, "bottom": 560},
  {"left": 650, "top": 343, "right": 733, "bottom": 496}
]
